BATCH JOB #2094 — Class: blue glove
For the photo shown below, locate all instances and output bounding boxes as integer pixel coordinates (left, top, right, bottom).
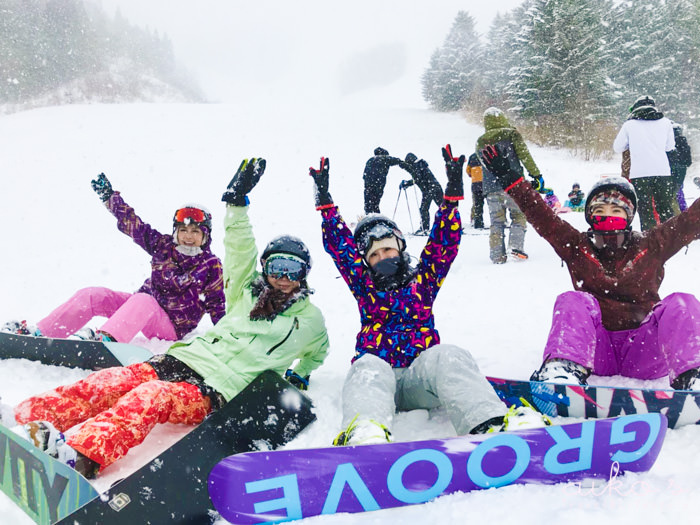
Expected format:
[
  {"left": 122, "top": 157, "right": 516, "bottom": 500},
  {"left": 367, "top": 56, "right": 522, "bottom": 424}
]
[
  {"left": 399, "top": 179, "right": 414, "bottom": 190},
  {"left": 285, "top": 369, "right": 310, "bottom": 390},
  {"left": 531, "top": 175, "right": 546, "bottom": 193},
  {"left": 91, "top": 173, "right": 114, "bottom": 202}
]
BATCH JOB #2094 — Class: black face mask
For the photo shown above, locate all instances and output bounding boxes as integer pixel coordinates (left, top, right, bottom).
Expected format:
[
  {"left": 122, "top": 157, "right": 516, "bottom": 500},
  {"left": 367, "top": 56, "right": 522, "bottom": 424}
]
[{"left": 369, "top": 255, "right": 414, "bottom": 291}]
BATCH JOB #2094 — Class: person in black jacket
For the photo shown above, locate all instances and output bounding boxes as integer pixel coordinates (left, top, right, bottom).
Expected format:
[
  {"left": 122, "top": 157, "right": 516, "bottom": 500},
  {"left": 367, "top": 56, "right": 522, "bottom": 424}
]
[
  {"left": 399, "top": 153, "right": 445, "bottom": 234},
  {"left": 363, "top": 147, "right": 401, "bottom": 214},
  {"left": 667, "top": 121, "right": 693, "bottom": 212}
]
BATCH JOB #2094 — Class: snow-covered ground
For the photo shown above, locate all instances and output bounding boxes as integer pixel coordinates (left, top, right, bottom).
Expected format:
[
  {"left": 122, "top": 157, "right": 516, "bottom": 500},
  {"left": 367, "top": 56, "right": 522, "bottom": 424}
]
[{"left": 1, "top": 100, "right": 699, "bottom": 524}]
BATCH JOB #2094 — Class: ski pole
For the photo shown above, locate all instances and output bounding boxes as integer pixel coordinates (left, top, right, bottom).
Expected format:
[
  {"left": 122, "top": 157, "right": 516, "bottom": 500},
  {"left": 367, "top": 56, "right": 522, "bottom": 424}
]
[
  {"left": 404, "top": 186, "right": 414, "bottom": 232},
  {"left": 392, "top": 187, "right": 403, "bottom": 220}
]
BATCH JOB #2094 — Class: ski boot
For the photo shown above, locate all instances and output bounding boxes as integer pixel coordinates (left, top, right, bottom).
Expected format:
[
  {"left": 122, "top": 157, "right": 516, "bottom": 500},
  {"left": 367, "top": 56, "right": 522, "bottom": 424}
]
[
  {"left": 530, "top": 358, "right": 590, "bottom": 385},
  {"left": 16, "top": 421, "right": 100, "bottom": 479},
  {"left": 510, "top": 249, "right": 529, "bottom": 261},
  {"left": 333, "top": 415, "right": 392, "bottom": 446}
]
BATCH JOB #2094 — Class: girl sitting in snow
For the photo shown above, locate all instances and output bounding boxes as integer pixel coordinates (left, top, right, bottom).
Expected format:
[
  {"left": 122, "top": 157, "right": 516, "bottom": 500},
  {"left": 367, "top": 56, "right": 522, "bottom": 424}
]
[
  {"left": 480, "top": 144, "right": 700, "bottom": 391},
  {"left": 10, "top": 159, "right": 330, "bottom": 478},
  {"left": 308, "top": 147, "right": 547, "bottom": 446},
  {"left": 4, "top": 173, "right": 225, "bottom": 343}
]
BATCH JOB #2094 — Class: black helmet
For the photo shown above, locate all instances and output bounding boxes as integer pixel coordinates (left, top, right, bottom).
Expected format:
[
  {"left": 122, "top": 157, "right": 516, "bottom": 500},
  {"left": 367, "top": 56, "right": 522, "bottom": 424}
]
[
  {"left": 374, "top": 147, "right": 389, "bottom": 156},
  {"left": 404, "top": 152, "right": 418, "bottom": 164},
  {"left": 261, "top": 235, "right": 312, "bottom": 268},
  {"left": 354, "top": 214, "right": 406, "bottom": 258},
  {"left": 585, "top": 177, "right": 637, "bottom": 228}
]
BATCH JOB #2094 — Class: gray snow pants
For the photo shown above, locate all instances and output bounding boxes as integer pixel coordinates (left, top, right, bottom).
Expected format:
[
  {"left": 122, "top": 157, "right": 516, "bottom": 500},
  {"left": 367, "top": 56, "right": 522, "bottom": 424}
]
[
  {"left": 486, "top": 191, "right": 527, "bottom": 261},
  {"left": 341, "top": 344, "right": 507, "bottom": 435}
]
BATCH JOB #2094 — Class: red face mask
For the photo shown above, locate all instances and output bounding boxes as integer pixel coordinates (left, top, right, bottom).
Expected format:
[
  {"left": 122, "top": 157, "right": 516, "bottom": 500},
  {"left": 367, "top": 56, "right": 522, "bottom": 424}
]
[{"left": 591, "top": 215, "right": 627, "bottom": 231}]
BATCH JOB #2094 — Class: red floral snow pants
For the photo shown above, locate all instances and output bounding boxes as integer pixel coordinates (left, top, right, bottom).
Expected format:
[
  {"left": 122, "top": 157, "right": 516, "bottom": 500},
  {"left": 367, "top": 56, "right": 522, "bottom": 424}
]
[{"left": 14, "top": 363, "right": 211, "bottom": 468}]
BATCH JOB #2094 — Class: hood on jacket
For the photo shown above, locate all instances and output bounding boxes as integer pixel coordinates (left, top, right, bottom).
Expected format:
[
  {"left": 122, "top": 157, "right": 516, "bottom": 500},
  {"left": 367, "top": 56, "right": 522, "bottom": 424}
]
[{"left": 483, "top": 107, "right": 512, "bottom": 131}]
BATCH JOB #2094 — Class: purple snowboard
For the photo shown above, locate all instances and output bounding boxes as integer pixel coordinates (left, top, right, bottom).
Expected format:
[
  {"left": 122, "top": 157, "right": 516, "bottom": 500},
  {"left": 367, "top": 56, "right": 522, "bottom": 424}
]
[{"left": 208, "top": 413, "right": 666, "bottom": 524}]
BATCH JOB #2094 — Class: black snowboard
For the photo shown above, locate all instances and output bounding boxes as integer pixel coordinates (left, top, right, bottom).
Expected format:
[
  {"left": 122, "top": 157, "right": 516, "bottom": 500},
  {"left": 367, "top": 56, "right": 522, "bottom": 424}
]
[
  {"left": 55, "top": 369, "right": 316, "bottom": 524},
  {"left": 0, "top": 331, "right": 152, "bottom": 370}
]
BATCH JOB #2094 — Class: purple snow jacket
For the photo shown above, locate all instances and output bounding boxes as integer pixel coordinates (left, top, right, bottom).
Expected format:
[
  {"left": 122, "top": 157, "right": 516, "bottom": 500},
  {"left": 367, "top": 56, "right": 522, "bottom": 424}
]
[
  {"left": 321, "top": 201, "right": 461, "bottom": 368},
  {"left": 106, "top": 192, "right": 225, "bottom": 339},
  {"left": 507, "top": 180, "right": 700, "bottom": 331}
]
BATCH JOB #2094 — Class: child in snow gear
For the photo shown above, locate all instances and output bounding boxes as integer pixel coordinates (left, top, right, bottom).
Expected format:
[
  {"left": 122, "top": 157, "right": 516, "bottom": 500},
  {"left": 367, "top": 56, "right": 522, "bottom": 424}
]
[
  {"left": 475, "top": 107, "right": 544, "bottom": 264},
  {"left": 3, "top": 173, "right": 226, "bottom": 343},
  {"left": 613, "top": 95, "right": 677, "bottom": 231},
  {"left": 11, "top": 158, "right": 330, "bottom": 477},
  {"left": 481, "top": 143, "right": 700, "bottom": 391},
  {"left": 398, "top": 153, "right": 445, "bottom": 234},
  {"left": 466, "top": 153, "right": 485, "bottom": 228},
  {"left": 310, "top": 147, "right": 545, "bottom": 446},
  {"left": 362, "top": 147, "right": 401, "bottom": 214},
  {"left": 565, "top": 183, "right": 585, "bottom": 211}
]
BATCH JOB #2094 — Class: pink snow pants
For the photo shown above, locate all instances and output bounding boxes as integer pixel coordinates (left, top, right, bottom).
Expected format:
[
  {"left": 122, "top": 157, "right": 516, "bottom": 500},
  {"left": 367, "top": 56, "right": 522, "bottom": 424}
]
[
  {"left": 37, "top": 286, "right": 177, "bottom": 343},
  {"left": 542, "top": 291, "right": 700, "bottom": 384}
]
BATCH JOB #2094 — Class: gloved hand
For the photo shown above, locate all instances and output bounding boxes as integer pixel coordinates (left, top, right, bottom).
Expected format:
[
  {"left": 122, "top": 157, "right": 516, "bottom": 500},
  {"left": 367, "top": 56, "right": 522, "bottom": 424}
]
[
  {"left": 308, "top": 157, "right": 333, "bottom": 209},
  {"left": 479, "top": 144, "right": 522, "bottom": 189},
  {"left": 285, "top": 369, "right": 310, "bottom": 390},
  {"left": 531, "top": 175, "right": 546, "bottom": 193},
  {"left": 442, "top": 144, "right": 465, "bottom": 199},
  {"left": 222, "top": 157, "right": 266, "bottom": 206},
  {"left": 91, "top": 173, "right": 114, "bottom": 202},
  {"left": 399, "top": 179, "right": 414, "bottom": 190}
]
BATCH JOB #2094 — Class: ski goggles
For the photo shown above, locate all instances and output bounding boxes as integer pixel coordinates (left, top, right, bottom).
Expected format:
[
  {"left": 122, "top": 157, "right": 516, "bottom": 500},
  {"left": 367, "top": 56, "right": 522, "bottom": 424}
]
[
  {"left": 264, "top": 255, "right": 308, "bottom": 281},
  {"left": 174, "top": 207, "right": 207, "bottom": 224},
  {"left": 356, "top": 223, "right": 401, "bottom": 255}
]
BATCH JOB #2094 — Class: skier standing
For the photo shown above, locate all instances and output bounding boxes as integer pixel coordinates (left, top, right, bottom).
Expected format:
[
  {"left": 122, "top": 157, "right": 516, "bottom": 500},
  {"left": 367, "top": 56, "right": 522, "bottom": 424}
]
[
  {"left": 613, "top": 95, "right": 676, "bottom": 231},
  {"left": 475, "top": 107, "right": 544, "bottom": 263},
  {"left": 480, "top": 144, "right": 700, "bottom": 391},
  {"left": 398, "top": 152, "right": 444, "bottom": 234},
  {"left": 309, "top": 147, "right": 546, "bottom": 446},
  {"left": 362, "top": 147, "right": 401, "bottom": 214},
  {"left": 667, "top": 121, "right": 693, "bottom": 212},
  {"left": 3, "top": 173, "right": 225, "bottom": 343},
  {"left": 466, "top": 152, "right": 485, "bottom": 228},
  {"left": 11, "top": 158, "right": 330, "bottom": 478}
]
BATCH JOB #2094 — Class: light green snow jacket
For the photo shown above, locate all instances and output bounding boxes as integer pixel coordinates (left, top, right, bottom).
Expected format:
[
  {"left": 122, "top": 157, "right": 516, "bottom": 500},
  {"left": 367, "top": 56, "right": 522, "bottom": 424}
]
[{"left": 167, "top": 205, "right": 330, "bottom": 402}]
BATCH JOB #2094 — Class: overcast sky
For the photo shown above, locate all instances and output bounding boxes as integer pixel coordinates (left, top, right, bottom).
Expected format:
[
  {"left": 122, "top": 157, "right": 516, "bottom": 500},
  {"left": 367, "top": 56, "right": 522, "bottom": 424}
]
[{"left": 98, "top": 1, "right": 524, "bottom": 107}]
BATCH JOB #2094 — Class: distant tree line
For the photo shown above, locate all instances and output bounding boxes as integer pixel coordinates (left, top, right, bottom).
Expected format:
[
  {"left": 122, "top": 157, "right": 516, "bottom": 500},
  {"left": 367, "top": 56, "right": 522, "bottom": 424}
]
[
  {"left": 422, "top": 0, "right": 700, "bottom": 158},
  {"left": 0, "top": 0, "right": 202, "bottom": 107}
]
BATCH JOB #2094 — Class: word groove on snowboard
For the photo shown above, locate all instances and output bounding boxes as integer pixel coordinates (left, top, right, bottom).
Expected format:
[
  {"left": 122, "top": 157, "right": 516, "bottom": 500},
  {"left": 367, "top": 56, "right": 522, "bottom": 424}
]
[
  {"left": 487, "top": 376, "right": 700, "bottom": 429},
  {"left": 0, "top": 331, "right": 152, "bottom": 370},
  {"left": 208, "top": 413, "right": 666, "bottom": 524}
]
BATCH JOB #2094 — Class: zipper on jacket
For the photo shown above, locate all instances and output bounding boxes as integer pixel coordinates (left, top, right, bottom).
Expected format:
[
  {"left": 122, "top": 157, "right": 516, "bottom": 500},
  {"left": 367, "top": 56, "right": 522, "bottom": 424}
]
[{"left": 267, "top": 317, "right": 299, "bottom": 355}]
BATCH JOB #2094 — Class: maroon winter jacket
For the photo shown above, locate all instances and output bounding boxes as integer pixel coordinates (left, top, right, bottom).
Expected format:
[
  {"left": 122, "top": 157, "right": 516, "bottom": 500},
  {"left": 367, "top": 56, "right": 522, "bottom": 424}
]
[{"left": 508, "top": 179, "right": 700, "bottom": 331}]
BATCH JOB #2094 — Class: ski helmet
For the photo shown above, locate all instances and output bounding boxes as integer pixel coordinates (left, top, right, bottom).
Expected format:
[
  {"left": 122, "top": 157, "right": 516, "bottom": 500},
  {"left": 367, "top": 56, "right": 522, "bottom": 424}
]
[
  {"left": 354, "top": 214, "right": 406, "bottom": 260},
  {"left": 173, "top": 204, "right": 212, "bottom": 230},
  {"left": 584, "top": 177, "right": 637, "bottom": 229},
  {"left": 261, "top": 235, "right": 312, "bottom": 280},
  {"left": 629, "top": 95, "right": 656, "bottom": 113}
]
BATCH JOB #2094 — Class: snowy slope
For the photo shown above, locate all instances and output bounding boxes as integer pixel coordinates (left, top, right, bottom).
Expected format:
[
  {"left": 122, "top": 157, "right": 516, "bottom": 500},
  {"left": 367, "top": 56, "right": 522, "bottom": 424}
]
[{"left": 1, "top": 101, "right": 699, "bottom": 524}]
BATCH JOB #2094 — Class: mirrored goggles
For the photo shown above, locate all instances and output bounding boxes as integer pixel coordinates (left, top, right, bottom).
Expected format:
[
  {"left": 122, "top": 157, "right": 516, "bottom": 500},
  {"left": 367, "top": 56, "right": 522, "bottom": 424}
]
[
  {"left": 174, "top": 207, "right": 206, "bottom": 224},
  {"left": 264, "top": 256, "right": 308, "bottom": 281}
]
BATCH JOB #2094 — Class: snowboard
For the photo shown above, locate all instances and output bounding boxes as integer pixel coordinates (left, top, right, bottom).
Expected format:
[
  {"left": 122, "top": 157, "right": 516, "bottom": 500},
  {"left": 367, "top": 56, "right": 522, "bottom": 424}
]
[
  {"left": 1, "top": 370, "right": 315, "bottom": 525},
  {"left": 0, "top": 331, "right": 152, "bottom": 370},
  {"left": 208, "top": 413, "right": 666, "bottom": 524},
  {"left": 487, "top": 376, "right": 700, "bottom": 429}
]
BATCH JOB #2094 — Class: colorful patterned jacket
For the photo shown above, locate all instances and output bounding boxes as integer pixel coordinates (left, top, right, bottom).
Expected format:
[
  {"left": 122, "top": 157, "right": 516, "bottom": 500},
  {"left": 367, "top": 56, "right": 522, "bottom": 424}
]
[
  {"left": 321, "top": 201, "right": 461, "bottom": 368},
  {"left": 106, "top": 192, "right": 225, "bottom": 339}
]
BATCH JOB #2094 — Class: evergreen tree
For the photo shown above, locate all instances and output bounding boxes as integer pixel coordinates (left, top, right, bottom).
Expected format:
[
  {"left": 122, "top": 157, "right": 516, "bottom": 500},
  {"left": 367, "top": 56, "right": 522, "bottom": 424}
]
[{"left": 421, "top": 11, "right": 483, "bottom": 111}]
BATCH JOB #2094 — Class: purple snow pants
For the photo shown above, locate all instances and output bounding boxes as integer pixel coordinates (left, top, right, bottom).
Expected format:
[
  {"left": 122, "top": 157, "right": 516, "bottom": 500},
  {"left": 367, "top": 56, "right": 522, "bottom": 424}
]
[
  {"left": 37, "top": 287, "right": 177, "bottom": 343},
  {"left": 542, "top": 291, "right": 700, "bottom": 383}
]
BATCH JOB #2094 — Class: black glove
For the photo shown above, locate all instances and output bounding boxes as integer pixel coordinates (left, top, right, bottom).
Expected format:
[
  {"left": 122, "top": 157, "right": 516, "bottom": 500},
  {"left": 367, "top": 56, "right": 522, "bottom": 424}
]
[
  {"left": 442, "top": 144, "right": 465, "bottom": 199},
  {"left": 222, "top": 157, "right": 266, "bottom": 206},
  {"left": 285, "top": 369, "right": 310, "bottom": 390},
  {"left": 399, "top": 179, "right": 414, "bottom": 190},
  {"left": 308, "top": 157, "right": 333, "bottom": 208},
  {"left": 91, "top": 173, "right": 114, "bottom": 202},
  {"left": 479, "top": 144, "right": 522, "bottom": 189},
  {"left": 531, "top": 175, "right": 545, "bottom": 193}
]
